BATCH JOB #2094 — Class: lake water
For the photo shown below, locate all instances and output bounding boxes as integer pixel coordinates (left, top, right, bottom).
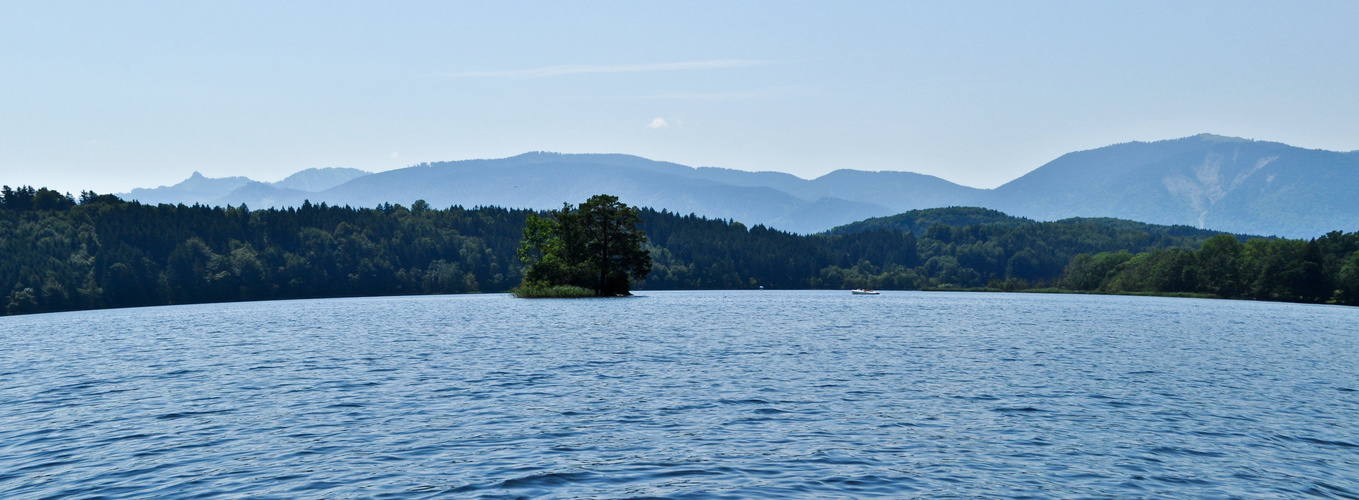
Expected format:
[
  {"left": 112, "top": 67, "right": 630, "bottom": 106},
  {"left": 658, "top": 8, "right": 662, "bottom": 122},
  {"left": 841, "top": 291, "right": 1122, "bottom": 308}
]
[{"left": 1, "top": 291, "right": 1356, "bottom": 498}]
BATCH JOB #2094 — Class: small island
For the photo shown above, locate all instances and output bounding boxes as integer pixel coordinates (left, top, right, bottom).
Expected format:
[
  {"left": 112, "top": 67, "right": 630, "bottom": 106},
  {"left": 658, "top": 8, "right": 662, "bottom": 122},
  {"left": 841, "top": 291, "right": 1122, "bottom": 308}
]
[{"left": 513, "top": 194, "right": 653, "bottom": 298}]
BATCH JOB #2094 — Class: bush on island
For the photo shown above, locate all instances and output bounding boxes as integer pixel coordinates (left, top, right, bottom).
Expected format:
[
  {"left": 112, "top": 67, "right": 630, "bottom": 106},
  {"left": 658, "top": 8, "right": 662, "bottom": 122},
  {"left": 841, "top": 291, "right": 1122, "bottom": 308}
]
[{"left": 510, "top": 285, "right": 598, "bottom": 299}]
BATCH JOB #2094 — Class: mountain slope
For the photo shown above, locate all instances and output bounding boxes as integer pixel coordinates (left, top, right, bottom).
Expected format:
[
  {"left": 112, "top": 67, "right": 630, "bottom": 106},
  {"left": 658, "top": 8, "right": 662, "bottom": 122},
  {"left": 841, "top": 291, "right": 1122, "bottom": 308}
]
[
  {"left": 988, "top": 134, "right": 1359, "bottom": 237},
  {"left": 683, "top": 166, "right": 981, "bottom": 212},
  {"left": 272, "top": 167, "right": 370, "bottom": 192},
  {"left": 802, "top": 169, "right": 983, "bottom": 212}
]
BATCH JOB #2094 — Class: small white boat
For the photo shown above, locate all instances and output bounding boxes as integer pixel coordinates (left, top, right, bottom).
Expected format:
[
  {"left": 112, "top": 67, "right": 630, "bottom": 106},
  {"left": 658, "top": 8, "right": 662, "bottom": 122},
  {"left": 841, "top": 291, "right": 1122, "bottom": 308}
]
[{"left": 851, "top": 288, "right": 880, "bottom": 295}]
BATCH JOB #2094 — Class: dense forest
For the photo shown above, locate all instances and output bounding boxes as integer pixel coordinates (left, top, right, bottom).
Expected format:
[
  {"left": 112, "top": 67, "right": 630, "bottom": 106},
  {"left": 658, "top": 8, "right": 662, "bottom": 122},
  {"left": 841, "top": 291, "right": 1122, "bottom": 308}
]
[{"left": 3, "top": 185, "right": 1358, "bottom": 316}]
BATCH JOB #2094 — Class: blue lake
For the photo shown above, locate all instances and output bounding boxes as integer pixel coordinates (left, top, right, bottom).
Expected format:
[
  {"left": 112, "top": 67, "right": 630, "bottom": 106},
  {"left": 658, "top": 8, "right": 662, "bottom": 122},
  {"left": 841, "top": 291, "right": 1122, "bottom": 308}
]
[{"left": 2, "top": 291, "right": 1357, "bottom": 498}]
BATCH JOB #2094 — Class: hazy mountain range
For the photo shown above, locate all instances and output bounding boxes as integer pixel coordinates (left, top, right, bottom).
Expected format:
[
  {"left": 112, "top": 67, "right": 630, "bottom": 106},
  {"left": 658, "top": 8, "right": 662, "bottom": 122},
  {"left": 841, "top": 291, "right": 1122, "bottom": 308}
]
[
  {"left": 124, "top": 167, "right": 371, "bottom": 207},
  {"left": 118, "top": 134, "right": 1359, "bottom": 238}
]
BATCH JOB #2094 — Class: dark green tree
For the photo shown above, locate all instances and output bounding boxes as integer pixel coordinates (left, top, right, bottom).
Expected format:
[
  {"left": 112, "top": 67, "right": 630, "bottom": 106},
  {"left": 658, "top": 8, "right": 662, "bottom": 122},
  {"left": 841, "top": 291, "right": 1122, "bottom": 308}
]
[
  {"left": 1198, "top": 234, "right": 1245, "bottom": 297},
  {"left": 578, "top": 195, "right": 652, "bottom": 295},
  {"left": 517, "top": 211, "right": 576, "bottom": 288},
  {"left": 1335, "top": 251, "right": 1359, "bottom": 306},
  {"left": 518, "top": 194, "right": 652, "bottom": 296}
]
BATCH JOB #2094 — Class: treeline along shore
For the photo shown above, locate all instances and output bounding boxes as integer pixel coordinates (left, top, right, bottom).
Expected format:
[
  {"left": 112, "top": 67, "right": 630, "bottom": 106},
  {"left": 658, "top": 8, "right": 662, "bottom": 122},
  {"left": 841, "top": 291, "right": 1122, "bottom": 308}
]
[{"left": 3, "top": 185, "right": 1359, "bottom": 316}]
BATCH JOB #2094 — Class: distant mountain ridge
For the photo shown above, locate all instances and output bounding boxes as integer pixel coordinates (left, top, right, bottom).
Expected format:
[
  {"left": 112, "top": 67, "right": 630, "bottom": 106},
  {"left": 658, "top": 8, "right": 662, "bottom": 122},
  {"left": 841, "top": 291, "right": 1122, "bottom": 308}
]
[
  {"left": 119, "top": 167, "right": 370, "bottom": 207},
  {"left": 117, "top": 135, "right": 1359, "bottom": 238}
]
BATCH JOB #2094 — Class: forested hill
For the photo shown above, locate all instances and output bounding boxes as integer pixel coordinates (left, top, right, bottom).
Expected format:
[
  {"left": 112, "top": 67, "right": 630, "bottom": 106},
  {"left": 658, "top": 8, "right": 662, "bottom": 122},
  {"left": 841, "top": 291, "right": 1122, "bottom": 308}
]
[
  {"left": 3, "top": 186, "right": 1358, "bottom": 316},
  {"left": 828, "top": 207, "right": 1034, "bottom": 235},
  {"left": 831, "top": 207, "right": 1236, "bottom": 241}
]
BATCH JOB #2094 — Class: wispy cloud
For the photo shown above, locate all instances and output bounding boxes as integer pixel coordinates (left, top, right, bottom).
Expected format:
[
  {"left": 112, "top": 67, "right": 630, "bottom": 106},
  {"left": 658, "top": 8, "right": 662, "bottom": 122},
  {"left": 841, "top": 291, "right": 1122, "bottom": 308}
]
[
  {"left": 619, "top": 86, "right": 819, "bottom": 101},
  {"left": 647, "top": 118, "right": 669, "bottom": 129},
  {"left": 444, "top": 59, "right": 775, "bottom": 79}
]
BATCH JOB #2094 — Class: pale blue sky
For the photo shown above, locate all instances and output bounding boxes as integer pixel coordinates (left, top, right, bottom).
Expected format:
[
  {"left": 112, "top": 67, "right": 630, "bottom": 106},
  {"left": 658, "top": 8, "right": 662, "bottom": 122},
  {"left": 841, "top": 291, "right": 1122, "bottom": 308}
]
[{"left": 2, "top": 1, "right": 1357, "bottom": 194}]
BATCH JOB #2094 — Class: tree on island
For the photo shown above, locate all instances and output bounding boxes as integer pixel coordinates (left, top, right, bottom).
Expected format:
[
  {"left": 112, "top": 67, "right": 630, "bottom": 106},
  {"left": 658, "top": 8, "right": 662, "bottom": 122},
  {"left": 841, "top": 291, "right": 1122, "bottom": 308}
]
[{"left": 515, "top": 194, "right": 653, "bottom": 297}]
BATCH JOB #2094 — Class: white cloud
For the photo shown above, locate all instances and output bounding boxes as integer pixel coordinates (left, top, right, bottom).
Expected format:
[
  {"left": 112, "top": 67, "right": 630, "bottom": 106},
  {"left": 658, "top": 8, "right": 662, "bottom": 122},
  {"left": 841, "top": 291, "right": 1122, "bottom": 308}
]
[
  {"left": 444, "top": 59, "right": 774, "bottom": 79},
  {"left": 390, "top": 152, "right": 400, "bottom": 159},
  {"left": 647, "top": 118, "right": 669, "bottom": 129}
]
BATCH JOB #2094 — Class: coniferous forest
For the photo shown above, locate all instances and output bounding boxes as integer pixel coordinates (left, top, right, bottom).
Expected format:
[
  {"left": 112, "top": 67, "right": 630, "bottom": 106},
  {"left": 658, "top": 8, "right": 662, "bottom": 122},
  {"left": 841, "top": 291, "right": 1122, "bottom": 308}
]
[{"left": 3, "top": 185, "right": 1359, "bottom": 316}]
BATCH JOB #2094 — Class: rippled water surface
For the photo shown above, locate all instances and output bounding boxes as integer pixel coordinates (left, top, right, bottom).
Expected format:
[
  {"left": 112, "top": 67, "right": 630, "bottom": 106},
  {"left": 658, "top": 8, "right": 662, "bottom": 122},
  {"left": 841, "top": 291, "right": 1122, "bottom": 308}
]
[{"left": 2, "top": 291, "right": 1357, "bottom": 498}]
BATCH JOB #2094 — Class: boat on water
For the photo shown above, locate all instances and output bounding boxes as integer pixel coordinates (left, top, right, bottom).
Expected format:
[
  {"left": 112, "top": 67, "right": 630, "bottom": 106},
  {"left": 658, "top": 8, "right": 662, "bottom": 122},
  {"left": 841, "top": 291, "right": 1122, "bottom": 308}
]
[{"left": 851, "top": 288, "right": 880, "bottom": 295}]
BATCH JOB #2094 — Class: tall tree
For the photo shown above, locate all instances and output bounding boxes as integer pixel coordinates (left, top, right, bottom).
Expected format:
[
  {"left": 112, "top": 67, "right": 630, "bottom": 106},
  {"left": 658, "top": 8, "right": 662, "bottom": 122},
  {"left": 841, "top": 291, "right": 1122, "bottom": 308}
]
[
  {"left": 517, "top": 194, "right": 652, "bottom": 296},
  {"left": 578, "top": 195, "right": 652, "bottom": 295}
]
